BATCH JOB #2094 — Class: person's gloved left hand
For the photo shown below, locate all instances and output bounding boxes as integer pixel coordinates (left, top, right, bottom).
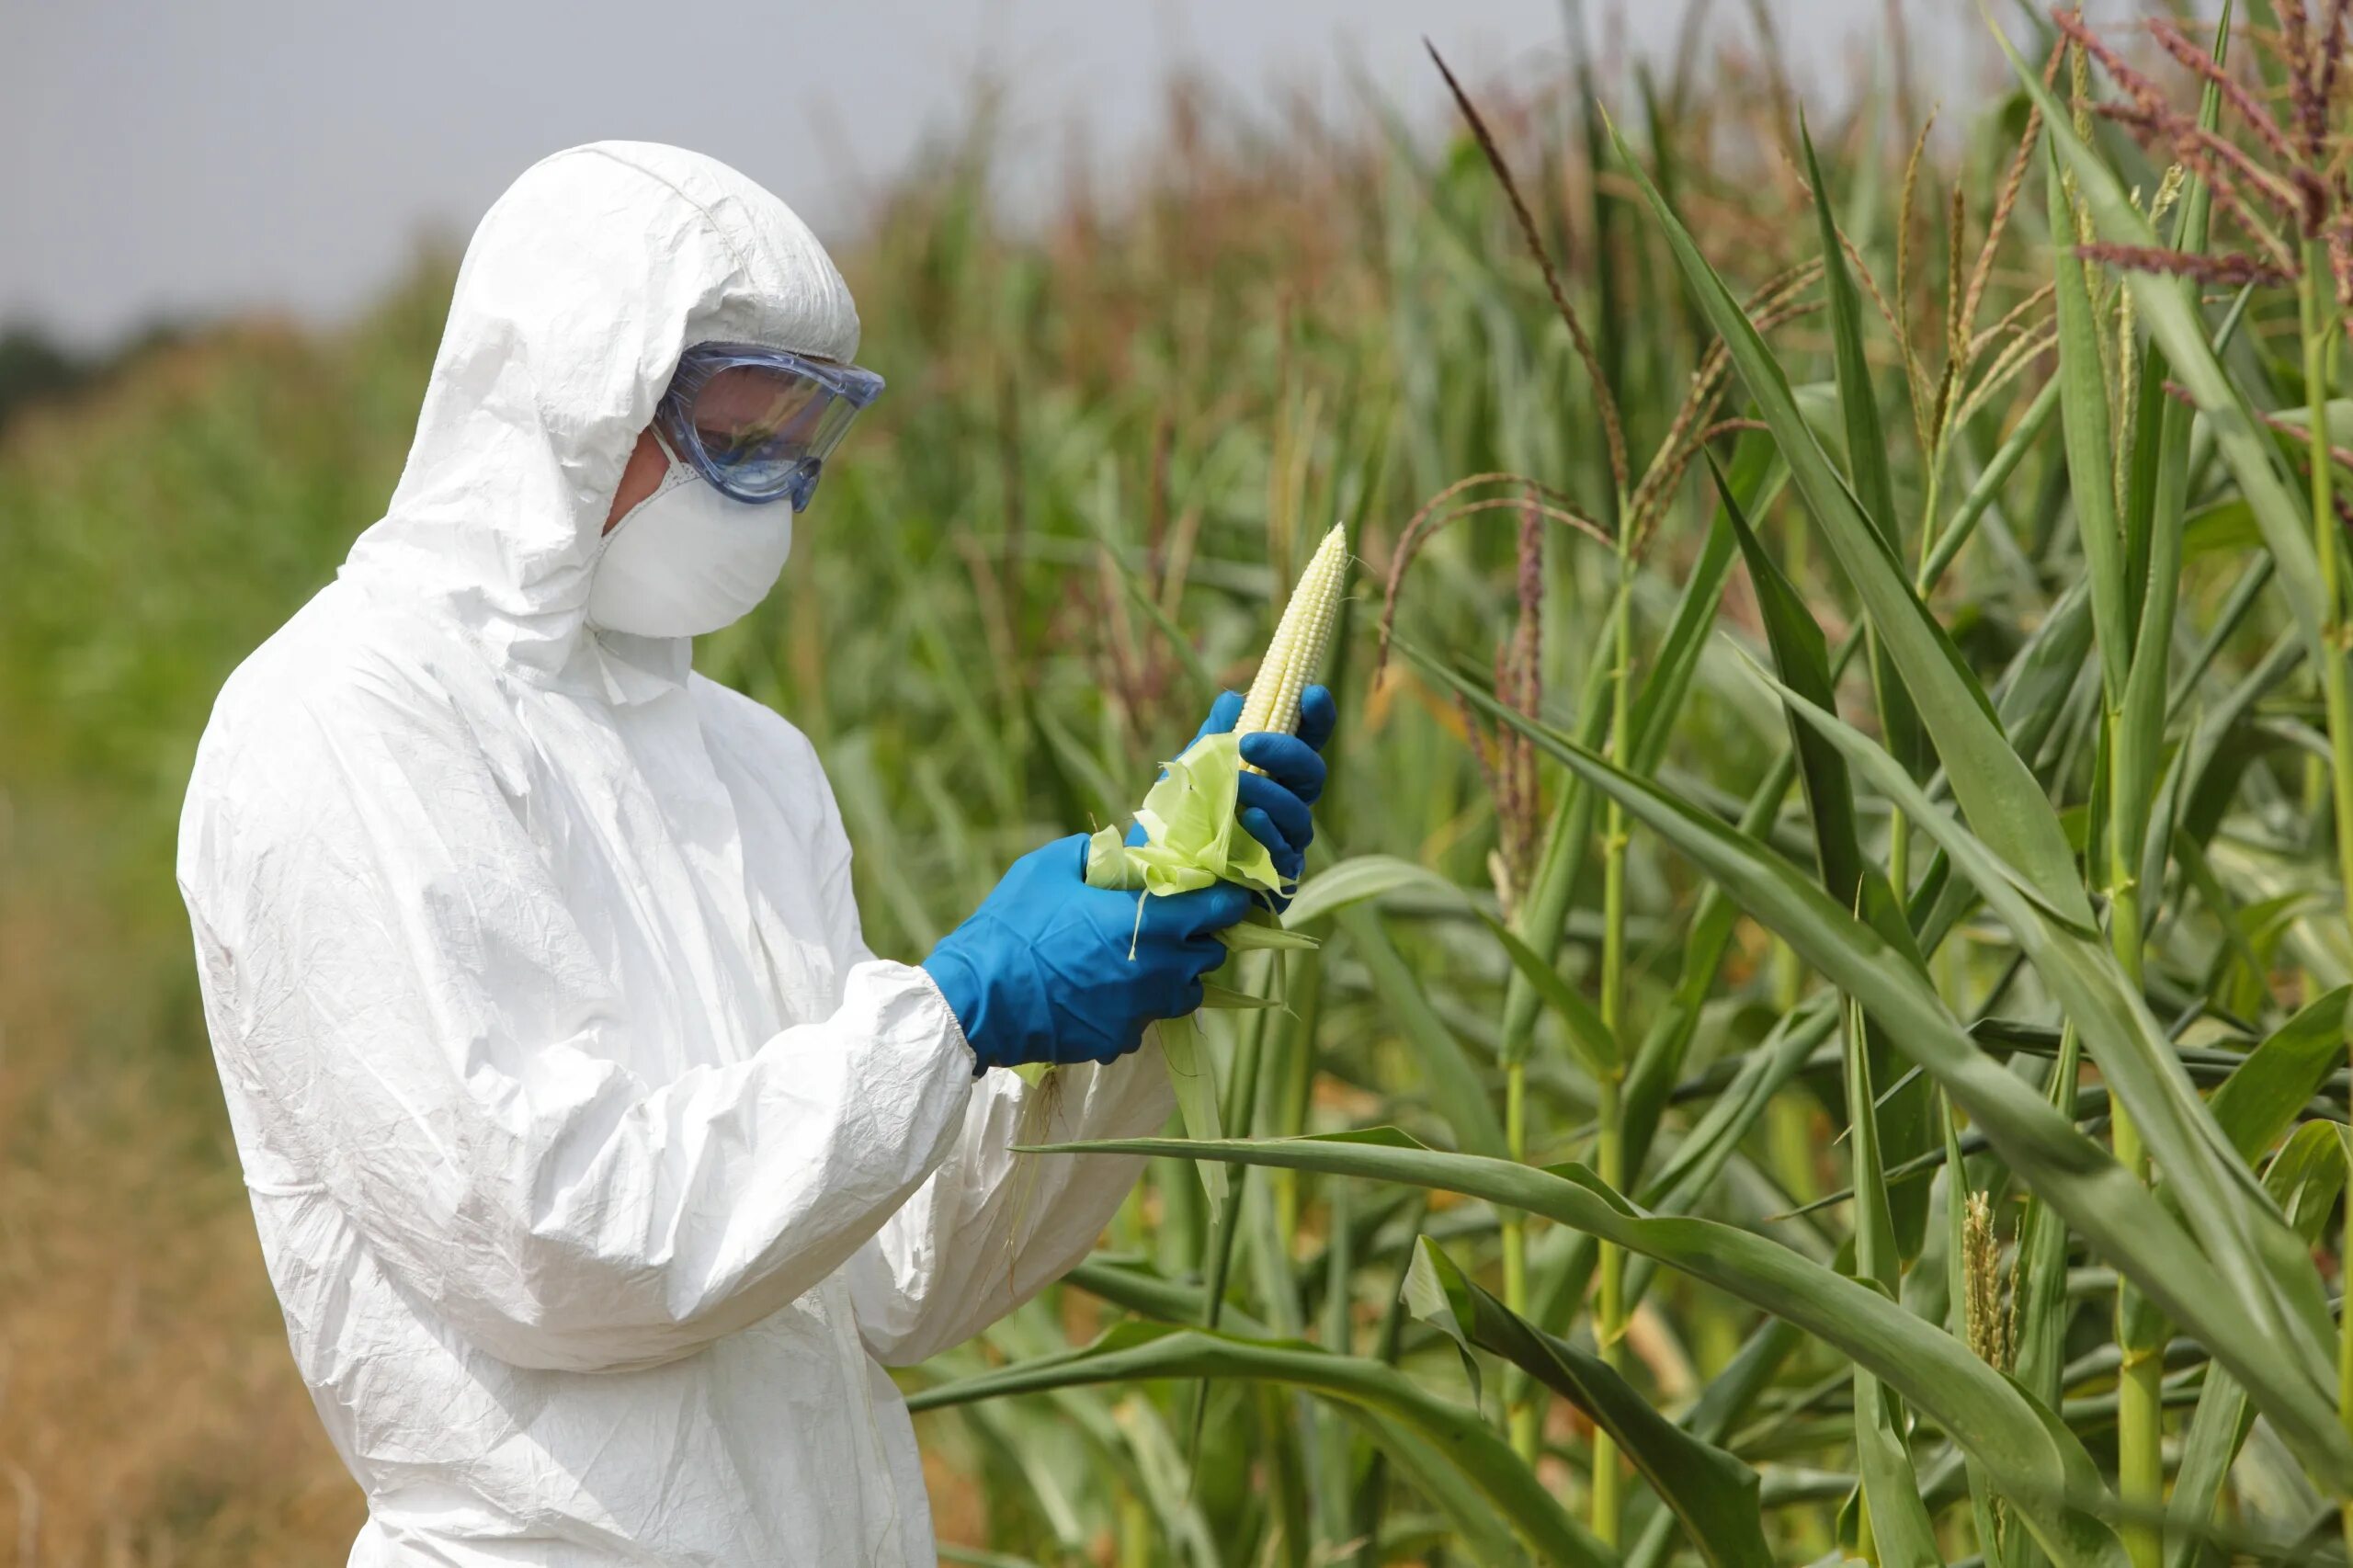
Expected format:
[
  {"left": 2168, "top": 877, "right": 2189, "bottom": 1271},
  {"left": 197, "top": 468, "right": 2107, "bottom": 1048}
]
[
  {"left": 922, "top": 835, "right": 1250, "bottom": 1073},
  {"left": 1129, "top": 684, "right": 1336, "bottom": 906}
]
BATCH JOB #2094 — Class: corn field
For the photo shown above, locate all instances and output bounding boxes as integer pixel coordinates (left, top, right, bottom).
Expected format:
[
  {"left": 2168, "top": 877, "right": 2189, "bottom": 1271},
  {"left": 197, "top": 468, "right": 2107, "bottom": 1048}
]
[{"left": 11, "top": 5, "right": 2353, "bottom": 1564}]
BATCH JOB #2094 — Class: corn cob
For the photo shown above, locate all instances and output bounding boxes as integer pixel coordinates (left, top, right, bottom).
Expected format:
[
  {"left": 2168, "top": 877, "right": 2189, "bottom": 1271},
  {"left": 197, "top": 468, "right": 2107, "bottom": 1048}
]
[
  {"left": 1237, "top": 521, "right": 1348, "bottom": 743},
  {"left": 1054, "top": 522, "right": 1346, "bottom": 1228}
]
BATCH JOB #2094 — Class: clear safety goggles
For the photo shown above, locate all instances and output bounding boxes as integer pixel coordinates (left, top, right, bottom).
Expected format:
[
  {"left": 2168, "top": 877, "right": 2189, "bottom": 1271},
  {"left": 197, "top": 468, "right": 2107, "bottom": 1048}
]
[{"left": 653, "top": 342, "right": 886, "bottom": 510}]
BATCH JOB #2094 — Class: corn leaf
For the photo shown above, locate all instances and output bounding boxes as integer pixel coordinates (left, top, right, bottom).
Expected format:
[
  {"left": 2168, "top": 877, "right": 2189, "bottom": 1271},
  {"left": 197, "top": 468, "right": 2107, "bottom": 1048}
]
[
  {"left": 1472, "top": 908, "right": 1619, "bottom": 1076},
  {"left": 1803, "top": 118, "right": 1927, "bottom": 779},
  {"left": 1717, "top": 454, "right": 1934, "bottom": 1252},
  {"left": 1037, "top": 1128, "right": 2125, "bottom": 1568},
  {"left": 1404, "top": 1237, "right": 1774, "bottom": 1568},
  {"left": 1064, "top": 1255, "right": 1273, "bottom": 1340},
  {"left": 1283, "top": 854, "right": 1461, "bottom": 929},
  {"left": 1721, "top": 463, "right": 1867, "bottom": 903},
  {"left": 1623, "top": 1318, "right": 1806, "bottom": 1568},
  {"left": 1335, "top": 906, "right": 1509, "bottom": 1158},
  {"left": 1839, "top": 994, "right": 1940, "bottom": 1568},
  {"left": 2202, "top": 986, "right": 2350, "bottom": 1162},
  {"left": 2163, "top": 1120, "right": 2349, "bottom": 1568},
  {"left": 2045, "top": 138, "right": 2130, "bottom": 705},
  {"left": 1630, "top": 436, "right": 1789, "bottom": 774},
  {"left": 907, "top": 1319, "right": 1605, "bottom": 1568}
]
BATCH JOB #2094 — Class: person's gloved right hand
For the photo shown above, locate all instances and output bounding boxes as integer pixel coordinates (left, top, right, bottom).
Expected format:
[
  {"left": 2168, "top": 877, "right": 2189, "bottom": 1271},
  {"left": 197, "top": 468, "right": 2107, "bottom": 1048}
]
[{"left": 920, "top": 834, "right": 1251, "bottom": 1073}]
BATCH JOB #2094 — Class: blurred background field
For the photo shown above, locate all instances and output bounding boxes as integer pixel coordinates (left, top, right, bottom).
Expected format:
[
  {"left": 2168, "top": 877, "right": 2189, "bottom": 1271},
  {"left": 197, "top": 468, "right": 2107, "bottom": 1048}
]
[{"left": 15, "top": 2, "right": 2348, "bottom": 1565}]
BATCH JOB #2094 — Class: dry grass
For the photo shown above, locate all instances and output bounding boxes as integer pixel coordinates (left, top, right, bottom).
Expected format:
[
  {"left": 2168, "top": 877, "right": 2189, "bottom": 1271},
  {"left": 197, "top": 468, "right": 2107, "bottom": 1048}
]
[{"left": 0, "top": 858, "right": 359, "bottom": 1565}]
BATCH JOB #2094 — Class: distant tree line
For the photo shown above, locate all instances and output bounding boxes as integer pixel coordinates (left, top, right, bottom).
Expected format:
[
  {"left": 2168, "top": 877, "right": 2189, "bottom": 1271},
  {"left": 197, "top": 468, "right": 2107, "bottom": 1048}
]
[{"left": 0, "top": 323, "right": 183, "bottom": 434}]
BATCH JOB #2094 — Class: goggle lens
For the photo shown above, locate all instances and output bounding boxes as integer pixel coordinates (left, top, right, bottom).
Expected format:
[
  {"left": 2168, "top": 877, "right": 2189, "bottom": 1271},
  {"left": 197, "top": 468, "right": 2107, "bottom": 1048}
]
[{"left": 657, "top": 345, "right": 883, "bottom": 509}]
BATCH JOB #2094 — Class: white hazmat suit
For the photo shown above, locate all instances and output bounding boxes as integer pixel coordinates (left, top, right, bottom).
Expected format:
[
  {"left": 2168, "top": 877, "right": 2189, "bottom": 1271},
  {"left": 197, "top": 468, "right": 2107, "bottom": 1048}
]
[{"left": 176, "top": 141, "right": 1172, "bottom": 1566}]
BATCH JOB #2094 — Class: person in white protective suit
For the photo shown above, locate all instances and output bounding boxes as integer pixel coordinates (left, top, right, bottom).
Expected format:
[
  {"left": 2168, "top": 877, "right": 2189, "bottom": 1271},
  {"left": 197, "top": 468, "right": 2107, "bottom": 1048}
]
[{"left": 175, "top": 142, "right": 1335, "bottom": 1566}]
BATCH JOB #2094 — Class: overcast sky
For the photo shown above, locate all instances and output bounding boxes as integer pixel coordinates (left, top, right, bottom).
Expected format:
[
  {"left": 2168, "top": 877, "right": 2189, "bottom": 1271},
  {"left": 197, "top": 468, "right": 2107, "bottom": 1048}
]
[{"left": 5, "top": 0, "right": 1990, "bottom": 349}]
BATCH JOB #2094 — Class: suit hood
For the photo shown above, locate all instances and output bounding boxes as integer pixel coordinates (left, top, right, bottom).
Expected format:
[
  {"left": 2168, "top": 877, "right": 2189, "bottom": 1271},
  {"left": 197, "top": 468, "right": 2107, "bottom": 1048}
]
[{"left": 341, "top": 141, "right": 858, "bottom": 685}]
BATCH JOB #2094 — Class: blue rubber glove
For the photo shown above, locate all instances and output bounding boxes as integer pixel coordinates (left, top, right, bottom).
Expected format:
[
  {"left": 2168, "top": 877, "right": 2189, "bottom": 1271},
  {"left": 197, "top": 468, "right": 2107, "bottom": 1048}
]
[
  {"left": 922, "top": 834, "right": 1252, "bottom": 1073},
  {"left": 1130, "top": 684, "right": 1337, "bottom": 906}
]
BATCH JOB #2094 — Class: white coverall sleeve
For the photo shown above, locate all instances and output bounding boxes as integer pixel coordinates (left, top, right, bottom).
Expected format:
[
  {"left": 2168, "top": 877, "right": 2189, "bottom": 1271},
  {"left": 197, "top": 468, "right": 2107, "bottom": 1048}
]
[
  {"left": 181, "top": 666, "right": 976, "bottom": 1374},
  {"left": 847, "top": 1053, "right": 1175, "bottom": 1365},
  {"left": 808, "top": 787, "right": 1177, "bottom": 1366}
]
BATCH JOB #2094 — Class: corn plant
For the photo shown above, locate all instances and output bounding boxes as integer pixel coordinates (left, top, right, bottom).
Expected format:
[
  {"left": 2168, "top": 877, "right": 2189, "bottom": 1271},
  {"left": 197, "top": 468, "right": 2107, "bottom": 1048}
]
[{"left": 917, "top": 13, "right": 2353, "bottom": 1566}]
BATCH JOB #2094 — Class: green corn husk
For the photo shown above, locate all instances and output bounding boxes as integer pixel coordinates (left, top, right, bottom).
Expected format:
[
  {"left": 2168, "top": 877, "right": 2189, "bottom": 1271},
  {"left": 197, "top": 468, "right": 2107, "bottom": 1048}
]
[{"left": 1084, "top": 732, "right": 1282, "bottom": 895}]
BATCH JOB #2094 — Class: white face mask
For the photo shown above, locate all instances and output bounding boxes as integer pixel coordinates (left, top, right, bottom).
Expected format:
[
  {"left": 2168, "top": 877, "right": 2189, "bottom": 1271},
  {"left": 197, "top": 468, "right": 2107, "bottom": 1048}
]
[{"left": 585, "top": 442, "right": 794, "bottom": 639}]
